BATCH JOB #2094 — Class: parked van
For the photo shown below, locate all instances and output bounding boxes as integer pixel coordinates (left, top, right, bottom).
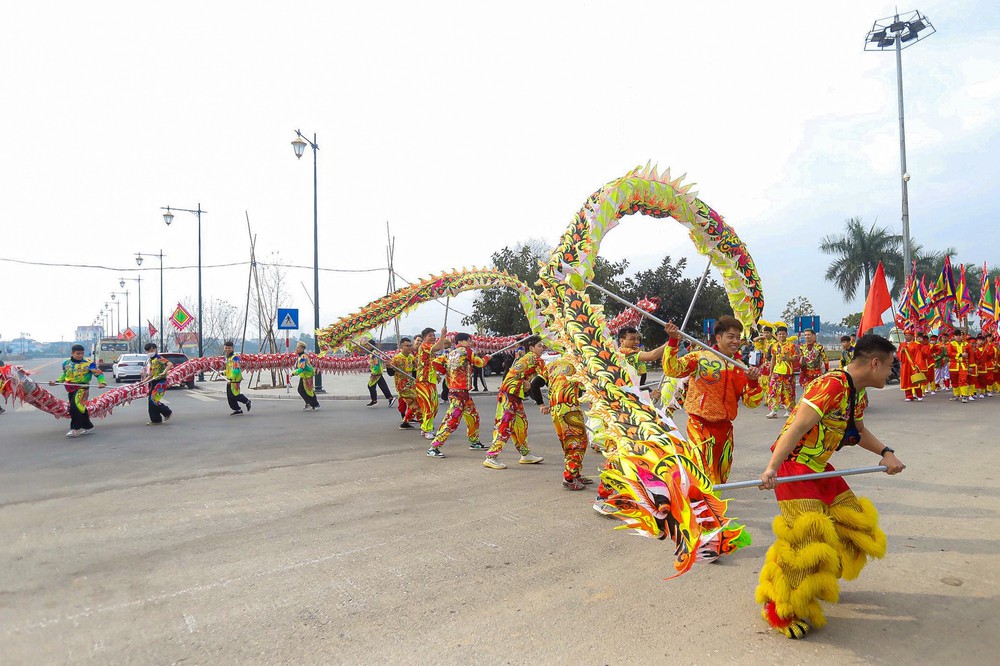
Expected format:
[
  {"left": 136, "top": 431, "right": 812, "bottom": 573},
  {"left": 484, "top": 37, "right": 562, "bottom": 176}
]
[{"left": 93, "top": 337, "right": 129, "bottom": 372}]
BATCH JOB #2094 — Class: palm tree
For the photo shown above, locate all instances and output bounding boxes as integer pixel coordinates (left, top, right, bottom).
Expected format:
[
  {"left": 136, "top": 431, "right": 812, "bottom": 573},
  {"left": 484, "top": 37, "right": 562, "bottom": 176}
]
[{"left": 819, "top": 217, "right": 903, "bottom": 301}]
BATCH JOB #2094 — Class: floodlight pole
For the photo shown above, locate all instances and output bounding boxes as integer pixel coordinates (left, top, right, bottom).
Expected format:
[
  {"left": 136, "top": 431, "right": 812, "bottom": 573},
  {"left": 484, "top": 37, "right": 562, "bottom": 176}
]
[{"left": 895, "top": 36, "right": 912, "bottom": 283}]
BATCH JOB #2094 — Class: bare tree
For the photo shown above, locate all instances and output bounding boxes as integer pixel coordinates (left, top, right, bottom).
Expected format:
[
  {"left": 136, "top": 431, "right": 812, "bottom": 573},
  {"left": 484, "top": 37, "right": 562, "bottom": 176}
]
[
  {"left": 202, "top": 298, "right": 245, "bottom": 355},
  {"left": 253, "top": 251, "right": 290, "bottom": 354}
]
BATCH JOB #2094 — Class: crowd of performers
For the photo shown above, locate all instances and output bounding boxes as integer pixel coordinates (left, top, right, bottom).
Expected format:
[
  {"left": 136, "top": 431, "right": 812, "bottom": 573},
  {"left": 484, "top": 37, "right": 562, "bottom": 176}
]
[{"left": 20, "top": 321, "right": 912, "bottom": 641}]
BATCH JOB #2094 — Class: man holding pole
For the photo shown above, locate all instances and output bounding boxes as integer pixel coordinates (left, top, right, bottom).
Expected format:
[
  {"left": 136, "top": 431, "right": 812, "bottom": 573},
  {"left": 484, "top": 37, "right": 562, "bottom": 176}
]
[
  {"left": 426, "top": 332, "right": 490, "bottom": 457},
  {"left": 756, "top": 334, "right": 905, "bottom": 639},
  {"left": 49, "top": 344, "right": 107, "bottom": 437},
  {"left": 292, "top": 341, "right": 320, "bottom": 410},
  {"left": 390, "top": 337, "right": 419, "bottom": 428},
  {"left": 662, "top": 316, "right": 762, "bottom": 484},
  {"left": 414, "top": 326, "right": 447, "bottom": 440}
]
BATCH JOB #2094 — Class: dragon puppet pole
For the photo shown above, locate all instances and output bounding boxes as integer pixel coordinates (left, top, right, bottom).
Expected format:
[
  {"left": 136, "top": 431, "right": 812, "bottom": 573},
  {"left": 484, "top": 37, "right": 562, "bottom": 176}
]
[
  {"left": 714, "top": 466, "right": 888, "bottom": 492},
  {"left": 443, "top": 295, "right": 451, "bottom": 331},
  {"left": 354, "top": 338, "right": 417, "bottom": 382},
  {"left": 656, "top": 257, "right": 713, "bottom": 389},
  {"left": 488, "top": 334, "right": 536, "bottom": 356},
  {"left": 581, "top": 277, "right": 750, "bottom": 372}
]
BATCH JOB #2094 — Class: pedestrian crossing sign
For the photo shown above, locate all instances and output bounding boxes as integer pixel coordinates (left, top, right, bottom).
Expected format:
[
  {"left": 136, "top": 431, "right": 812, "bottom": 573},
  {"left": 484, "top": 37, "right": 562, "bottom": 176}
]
[{"left": 277, "top": 308, "right": 299, "bottom": 330}]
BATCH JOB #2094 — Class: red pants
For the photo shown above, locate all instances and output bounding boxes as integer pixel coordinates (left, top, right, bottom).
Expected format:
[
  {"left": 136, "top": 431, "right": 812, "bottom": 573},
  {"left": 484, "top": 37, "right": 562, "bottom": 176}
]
[{"left": 687, "top": 415, "right": 735, "bottom": 485}]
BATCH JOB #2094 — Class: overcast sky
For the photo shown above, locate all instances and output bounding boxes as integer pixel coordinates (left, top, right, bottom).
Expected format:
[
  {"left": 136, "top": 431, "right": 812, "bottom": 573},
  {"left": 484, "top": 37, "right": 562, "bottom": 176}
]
[{"left": 2, "top": 1, "right": 998, "bottom": 345}]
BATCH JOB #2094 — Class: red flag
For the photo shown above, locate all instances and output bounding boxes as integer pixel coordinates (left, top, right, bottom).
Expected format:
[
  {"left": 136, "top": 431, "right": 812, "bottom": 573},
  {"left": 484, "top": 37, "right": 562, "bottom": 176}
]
[
  {"left": 122, "top": 328, "right": 136, "bottom": 341},
  {"left": 858, "top": 262, "right": 893, "bottom": 335},
  {"left": 147, "top": 320, "right": 158, "bottom": 336}
]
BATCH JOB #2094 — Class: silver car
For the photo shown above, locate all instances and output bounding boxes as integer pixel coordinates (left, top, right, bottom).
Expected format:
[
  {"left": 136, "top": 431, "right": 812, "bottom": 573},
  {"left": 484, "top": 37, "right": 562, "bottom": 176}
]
[{"left": 113, "top": 354, "right": 148, "bottom": 383}]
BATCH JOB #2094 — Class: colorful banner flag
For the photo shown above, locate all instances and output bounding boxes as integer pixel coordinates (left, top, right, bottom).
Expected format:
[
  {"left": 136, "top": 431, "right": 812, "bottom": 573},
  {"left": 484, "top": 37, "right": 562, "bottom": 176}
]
[
  {"left": 928, "top": 256, "right": 956, "bottom": 308},
  {"left": 170, "top": 304, "right": 194, "bottom": 331},
  {"left": 858, "top": 261, "right": 893, "bottom": 335},
  {"left": 122, "top": 328, "right": 136, "bottom": 342},
  {"left": 148, "top": 320, "right": 158, "bottom": 336},
  {"left": 955, "top": 264, "right": 973, "bottom": 317},
  {"left": 977, "top": 262, "right": 995, "bottom": 328}
]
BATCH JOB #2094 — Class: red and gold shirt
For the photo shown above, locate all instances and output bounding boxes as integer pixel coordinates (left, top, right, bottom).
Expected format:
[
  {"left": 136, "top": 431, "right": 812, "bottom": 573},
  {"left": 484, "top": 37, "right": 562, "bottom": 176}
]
[
  {"left": 774, "top": 371, "right": 867, "bottom": 473},
  {"left": 770, "top": 341, "right": 797, "bottom": 375},
  {"left": 416, "top": 342, "right": 439, "bottom": 383},
  {"left": 799, "top": 343, "right": 829, "bottom": 373},
  {"left": 946, "top": 340, "right": 968, "bottom": 372},
  {"left": 662, "top": 340, "right": 762, "bottom": 422},
  {"left": 443, "top": 346, "right": 488, "bottom": 391},
  {"left": 546, "top": 356, "right": 581, "bottom": 407},
  {"left": 499, "top": 351, "right": 547, "bottom": 398},
  {"left": 390, "top": 352, "right": 417, "bottom": 393}
]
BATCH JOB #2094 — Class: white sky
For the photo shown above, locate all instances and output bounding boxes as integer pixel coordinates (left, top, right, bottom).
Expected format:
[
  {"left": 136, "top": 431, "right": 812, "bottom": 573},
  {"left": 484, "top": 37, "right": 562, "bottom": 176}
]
[{"left": 2, "top": 1, "right": 998, "bottom": 344}]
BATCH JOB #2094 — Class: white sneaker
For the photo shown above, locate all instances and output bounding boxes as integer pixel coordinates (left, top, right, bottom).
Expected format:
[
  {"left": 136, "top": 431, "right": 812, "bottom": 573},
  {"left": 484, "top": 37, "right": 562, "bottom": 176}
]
[
  {"left": 421, "top": 431, "right": 434, "bottom": 441},
  {"left": 782, "top": 410, "right": 790, "bottom": 417},
  {"left": 482, "top": 457, "right": 507, "bottom": 469},
  {"left": 766, "top": 411, "right": 778, "bottom": 419},
  {"left": 65, "top": 429, "right": 81, "bottom": 438},
  {"left": 916, "top": 397, "right": 923, "bottom": 401},
  {"left": 518, "top": 454, "right": 544, "bottom": 464},
  {"left": 969, "top": 396, "right": 976, "bottom": 402}
]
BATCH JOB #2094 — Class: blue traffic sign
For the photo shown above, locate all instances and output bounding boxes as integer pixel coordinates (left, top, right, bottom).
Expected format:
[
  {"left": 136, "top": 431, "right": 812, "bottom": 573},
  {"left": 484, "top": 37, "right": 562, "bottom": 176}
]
[
  {"left": 703, "top": 318, "right": 716, "bottom": 337},
  {"left": 794, "top": 315, "right": 821, "bottom": 333},
  {"left": 277, "top": 308, "right": 299, "bottom": 330}
]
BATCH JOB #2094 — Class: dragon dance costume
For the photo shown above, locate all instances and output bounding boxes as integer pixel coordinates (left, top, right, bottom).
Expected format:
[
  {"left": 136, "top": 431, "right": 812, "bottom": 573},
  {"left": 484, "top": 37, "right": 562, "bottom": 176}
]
[
  {"left": 390, "top": 351, "right": 418, "bottom": 423},
  {"left": 414, "top": 341, "right": 441, "bottom": 435},
  {"left": 757, "top": 370, "right": 886, "bottom": 638},
  {"left": 487, "top": 350, "right": 547, "bottom": 460},
  {"left": 543, "top": 356, "right": 589, "bottom": 487},
  {"left": 145, "top": 354, "right": 173, "bottom": 423},
  {"left": 56, "top": 356, "right": 106, "bottom": 432},
  {"left": 224, "top": 352, "right": 252, "bottom": 413},
  {"left": 767, "top": 340, "right": 797, "bottom": 414},
  {"left": 661, "top": 337, "right": 763, "bottom": 484},
  {"left": 429, "top": 346, "right": 489, "bottom": 451},
  {"left": 293, "top": 351, "right": 320, "bottom": 409},
  {"left": 798, "top": 342, "right": 829, "bottom": 388},
  {"left": 366, "top": 353, "right": 393, "bottom": 403}
]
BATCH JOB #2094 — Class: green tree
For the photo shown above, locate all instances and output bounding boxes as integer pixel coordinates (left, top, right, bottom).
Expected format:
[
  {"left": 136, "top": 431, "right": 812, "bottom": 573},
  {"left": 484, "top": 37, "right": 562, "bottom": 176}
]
[
  {"left": 781, "top": 296, "right": 815, "bottom": 324},
  {"left": 820, "top": 217, "right": 903, "bottom": 300},
  {"left": 619, "top": 256, "right": 731, "bottom": 348},
  {"left": 462, "top": 241, "right": 629, "bottom": 335},
  {"left": 840, "top": 312, "right": 862, "bottom": 328}
]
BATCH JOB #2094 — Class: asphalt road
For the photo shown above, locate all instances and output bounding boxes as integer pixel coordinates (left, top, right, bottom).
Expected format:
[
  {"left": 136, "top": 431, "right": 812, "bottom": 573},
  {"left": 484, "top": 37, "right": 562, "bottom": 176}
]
[{"left": 1, "top": 358, "right": 997, "bottom": 664}]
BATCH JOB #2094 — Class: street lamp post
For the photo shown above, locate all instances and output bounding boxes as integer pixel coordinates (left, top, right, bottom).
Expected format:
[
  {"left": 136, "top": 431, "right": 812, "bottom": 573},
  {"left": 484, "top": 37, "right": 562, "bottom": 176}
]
[
  {"left": 136, "top": 251, "right": 165, "bottom": 348},
  {"left": 865, "top": 9, "right": 936, "bottom": 284},
  {"left": 161, "top": 205, "right": 205, "bottom": 378},
  {"left": 104, "top": 302, "right": 113, "bottom": 337},
  {"left": 291, "top": 129, "right": 324, "bottom": 391},
  {"left": 111, "top": 290, "right": 129, "bottom": 340},
  {"left": 121, "top": 276, "right": 142, "bottom": 349}
]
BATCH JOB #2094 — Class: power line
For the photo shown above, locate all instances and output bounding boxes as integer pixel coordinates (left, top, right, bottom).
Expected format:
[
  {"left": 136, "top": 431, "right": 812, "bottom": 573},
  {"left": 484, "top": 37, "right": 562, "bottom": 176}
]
[{"left": 0, "top": 256, "right": 387, "bottom": 274}]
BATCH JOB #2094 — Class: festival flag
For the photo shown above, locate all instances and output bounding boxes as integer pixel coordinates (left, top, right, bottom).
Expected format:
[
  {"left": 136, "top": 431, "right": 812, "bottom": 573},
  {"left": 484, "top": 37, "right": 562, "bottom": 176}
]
[
  {"left": 122, "top": 328, "right": 136, "bottom": 342},
  {"left": 977, "top": 263, "right": 995, "bottom": 327},
  {"left": 955, "top": 264, "right": 973, "bottom": 317},
  {"left": 928, "top": 255, "right": 956, "bottom": 308},
  {"left": 858, "top": 262, "right": 893, "bottom": 335},
  {"left": 148, "top": 320, "right": 158, "bottom": 336},
  {"left": 169, "top": 303, "right": 194, "bottom": 331}
]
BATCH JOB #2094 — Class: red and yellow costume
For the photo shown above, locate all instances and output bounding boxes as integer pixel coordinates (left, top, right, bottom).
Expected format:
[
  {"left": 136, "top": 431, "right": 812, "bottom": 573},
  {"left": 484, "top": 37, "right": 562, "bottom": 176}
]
[
  {"left": 414, "top": 341, "right": 441, "bottom": 434},
  {"left": 488, "top": 351, "right": 547, "bottom": 458},
  {"left": 756, "top": 371, "right": 887, "bottom": 638},
  {"left": 798, "top": 343, "right": 829, "bottom": 387},
  {"left": 545, "top": 356, "right": 588, "bottom": 484},
  {"left": 946, "top": 338, "right": 970, "bottom": 399},
  {"left": 897, "top": 339, "right": 928, "bottom": 400},
  {"left": 662, "top": 338, "right": 763, "bottom": 484},
  {"left": 766, "top": 340, "right": 797, "bottom": 412},
  {"left": 430, "top": 346, "right": 489, "bottom": 449},
  {"left": 390, "top": 350, "right": 419, "bottom": 422}
]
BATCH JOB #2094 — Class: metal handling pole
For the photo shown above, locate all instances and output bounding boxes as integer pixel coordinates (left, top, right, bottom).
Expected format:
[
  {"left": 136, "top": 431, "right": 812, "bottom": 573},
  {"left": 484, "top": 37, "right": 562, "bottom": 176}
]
[{"left": 715, "top": 466, "right": 889, "bottom": 492}]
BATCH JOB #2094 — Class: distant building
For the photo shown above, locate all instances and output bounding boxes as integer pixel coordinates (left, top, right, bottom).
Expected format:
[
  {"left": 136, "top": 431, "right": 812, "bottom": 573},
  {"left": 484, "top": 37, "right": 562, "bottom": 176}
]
[{"left": 76, "top": 325, "right": 103, "bottom": 342}]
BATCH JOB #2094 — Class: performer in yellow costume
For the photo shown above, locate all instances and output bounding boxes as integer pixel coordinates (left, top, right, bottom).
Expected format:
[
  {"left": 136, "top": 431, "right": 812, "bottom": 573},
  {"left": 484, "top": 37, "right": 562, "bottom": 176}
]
[
  {"left": 414, "top": 327, "right": 447, "bottom": 440},
  {"left": 536, "top": 355, "right": 591, "bottom": 490},
  {"left": 49, "top": 344, "right": 107, "bottom": 437},
  {"left": 766, "top": 325, "right": 797, "bottom": 418},
  {"left": 426, "top": 332, "right": 490, "bottom": 457},
  {"left": 484, "top": 336, "right": 547, "bottom": 469},
  {"left": 390, "top": 337, "right": 419, "bottom": 428},
  {"left": 292, "top": 341, "right": 320, "bottom": 410},
  {"left": 756, "top": 335, "right": 905, "bottom": 639},
  {"left": 224, "top": 341, "right": 252, "bottom": 415}
]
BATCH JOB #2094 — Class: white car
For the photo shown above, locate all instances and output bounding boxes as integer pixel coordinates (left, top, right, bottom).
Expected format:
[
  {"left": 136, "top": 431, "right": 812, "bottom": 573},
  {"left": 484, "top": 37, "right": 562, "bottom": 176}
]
[{"left": 113, "top": 354, "right": 148, "bottom": 383}]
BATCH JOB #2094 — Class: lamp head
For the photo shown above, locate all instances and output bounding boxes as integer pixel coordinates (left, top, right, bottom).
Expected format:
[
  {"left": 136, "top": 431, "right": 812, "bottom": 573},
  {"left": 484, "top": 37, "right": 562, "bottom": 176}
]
[
  {"left": 111, "top": 293, "right": 116, "bottom": 301},
  {"left": 136, "top": 254, "right": 144, "bottom": 266},
  {"left": 163, "top": 209, "right": 174, "bottom": 226},
  {"left": 291, "top": 136, "right": 307, "bottom": 159},
  {"left": 120, "top": 279, "right": 125, "bottom": 288},
  {"left": 903, "top": 172, "right": 911, "bottom": 182}
]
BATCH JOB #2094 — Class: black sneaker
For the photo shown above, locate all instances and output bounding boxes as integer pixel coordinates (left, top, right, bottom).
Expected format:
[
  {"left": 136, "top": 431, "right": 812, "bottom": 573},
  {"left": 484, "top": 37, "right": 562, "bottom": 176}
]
[
  {"left": 426, "top": 447, "right": 445, "bottom": 458},
  {"left": 366, "top": 400, "right": 377, "bottom": 407},
  {"left": 468, "top": 441, "right": 488, "bottom": 450},
  {"left": 388, "top": 396, "right": 396, "bottom": 407},
  {"left": 399, "top": 422, "right": 414, "bottom": 430},
  {"left": 230, "top": 410, "right": 243, "bottom": 416},
  {"left": 246, "top": 400, "right": 252, "bottom": 413}
]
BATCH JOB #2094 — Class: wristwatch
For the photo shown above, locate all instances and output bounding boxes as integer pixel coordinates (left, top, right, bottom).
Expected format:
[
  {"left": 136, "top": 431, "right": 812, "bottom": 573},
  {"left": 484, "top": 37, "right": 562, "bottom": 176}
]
[{"left": 878, "top": 446, "right": 895, "bottom": 457}]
